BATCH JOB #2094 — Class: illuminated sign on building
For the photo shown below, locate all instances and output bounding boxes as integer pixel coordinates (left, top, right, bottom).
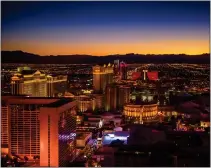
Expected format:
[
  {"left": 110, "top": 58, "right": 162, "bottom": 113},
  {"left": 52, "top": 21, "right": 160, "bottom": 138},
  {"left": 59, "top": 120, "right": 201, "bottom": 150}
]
[
  {"left": 82, "top": 89, "right": 93, "bottom": 94},
  {"left": 132, "top": 72, "right": 141, "bottom": 80},
  {"left": 59, "top": 133, "right": 76, "bottom": 141},
  {"left": 147, "top": 71, "right": 158, "bottom": 81}
]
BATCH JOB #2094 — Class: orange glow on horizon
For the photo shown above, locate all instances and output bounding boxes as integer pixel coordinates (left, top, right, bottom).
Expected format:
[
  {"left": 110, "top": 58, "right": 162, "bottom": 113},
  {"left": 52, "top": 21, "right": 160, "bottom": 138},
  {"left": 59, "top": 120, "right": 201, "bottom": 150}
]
[{"left": 2, "top": 39, "right": 209, "bottom": 56}]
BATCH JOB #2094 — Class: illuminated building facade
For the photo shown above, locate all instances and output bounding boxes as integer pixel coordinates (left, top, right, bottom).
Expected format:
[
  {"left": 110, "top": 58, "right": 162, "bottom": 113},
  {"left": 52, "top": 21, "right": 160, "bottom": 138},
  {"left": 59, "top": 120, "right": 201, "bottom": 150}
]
[
  {"left": 46, "top": 75, "right": 67, "bottom": 97},
  {"left": 200, "top": 120, "right": 210, "bottom": 128},
  {"left": 64, "top": 94, "right": 96, "bottom": 112},
  {"left": 158, "top": 106, "right": 178, "bottom": 117},
  {"left": 141, "top": 90, "right": 154, "bottom": 102},
  {"left": 74, "top": 95, "right": 96, "bottom": 112},
  {"left": 130, "top": 90, "right": 155, "bottom": 104},
  {"left": 147, "top": 71, "right": 159, "bottom": 81},
  {"left": 78, "top": 99, "right": 96, "bottom": 112},
  {"left": 123, "top": 104, "right": 158, "bottom": 124},
  {"left": 105, "top": 84, "right": 117, "bottom": 111},
  {"left": 118, "top": 85, "right": 131, "bottom": 109},
  {"left": 1, "top": 96, "right": 26, "bottom": 154},
  {"left": 93, "top": 94, "right": 104, "bottom": 110},
  {"left": 1, "top": 99, "right": 9, "bottom": 153},
  {"left": 11, "top": 69, "right": 48, "bottom": 97},
  {"left": 105, "top": 84, "right": 131, "bottom": 112},
  {"left": 93, "top": 65, "right": 105, "bottom": 93},
  {"left": 5, "top": 97, "right": 59, "bottom": 159},
  {"left": 106, "top": 63, "right": 114, "bottom": 85},
  {"left": 200, "top": 121, "right": 210, "bottom": 128},
  {"left": 76, "top": 116, "right": 83, "bottom": 125},
  {"left": 131, "top": 72, "right": 141, "bottom": 80},
  {"left": 11, "top": 75, "right": 21, "bottom": 95},
  {"left": 39, "top": 99, "right": 77, "bottom": 167},
  {"left": 11, "top": 67, "right": 67, "bottom": 97},
  {"left": 92, "top": 64, "right": 113, "bottom": 94}
]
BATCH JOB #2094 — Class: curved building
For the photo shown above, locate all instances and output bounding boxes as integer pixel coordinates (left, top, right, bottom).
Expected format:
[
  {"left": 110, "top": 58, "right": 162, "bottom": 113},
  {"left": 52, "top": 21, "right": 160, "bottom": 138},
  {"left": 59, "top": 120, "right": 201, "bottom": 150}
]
[{"left": 123, "top": 103, "right": 158, "bottom": 124}]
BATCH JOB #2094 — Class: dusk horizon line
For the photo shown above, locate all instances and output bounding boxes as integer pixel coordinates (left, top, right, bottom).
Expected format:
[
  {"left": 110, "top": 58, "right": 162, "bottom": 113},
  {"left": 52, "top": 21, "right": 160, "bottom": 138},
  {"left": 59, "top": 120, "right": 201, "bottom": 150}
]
[{"left": 2, "top": 50, "right": 210, "bottom": 57}]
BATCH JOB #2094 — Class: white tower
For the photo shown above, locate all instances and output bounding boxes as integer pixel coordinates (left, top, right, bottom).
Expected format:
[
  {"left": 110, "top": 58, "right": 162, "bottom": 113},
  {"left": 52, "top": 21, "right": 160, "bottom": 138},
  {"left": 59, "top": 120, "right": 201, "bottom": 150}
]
[{"left": 143, "top": 70, "right": 148, "bottom": 81}]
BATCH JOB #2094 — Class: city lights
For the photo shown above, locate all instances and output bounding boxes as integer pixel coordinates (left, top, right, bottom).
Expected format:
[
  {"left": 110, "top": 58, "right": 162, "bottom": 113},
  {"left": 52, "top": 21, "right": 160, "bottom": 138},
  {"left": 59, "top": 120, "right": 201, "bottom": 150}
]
[{"left": 1, "top": 1, "right": 210, "bottom": 167}]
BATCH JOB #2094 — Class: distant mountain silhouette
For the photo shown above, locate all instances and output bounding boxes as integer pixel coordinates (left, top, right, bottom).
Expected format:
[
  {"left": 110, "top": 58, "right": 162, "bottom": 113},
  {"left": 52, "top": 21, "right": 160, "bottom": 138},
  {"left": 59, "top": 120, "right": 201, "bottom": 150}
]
[{"left": 1, "top": 50, "right": 210, "bottom": 64}]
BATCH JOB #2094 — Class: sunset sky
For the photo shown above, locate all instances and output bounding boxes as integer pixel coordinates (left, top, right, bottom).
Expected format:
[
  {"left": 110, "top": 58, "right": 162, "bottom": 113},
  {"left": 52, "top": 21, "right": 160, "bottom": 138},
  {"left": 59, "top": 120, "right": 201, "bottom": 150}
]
[{"left": 1, "top": 1, "right": 210, "bottom": 56}]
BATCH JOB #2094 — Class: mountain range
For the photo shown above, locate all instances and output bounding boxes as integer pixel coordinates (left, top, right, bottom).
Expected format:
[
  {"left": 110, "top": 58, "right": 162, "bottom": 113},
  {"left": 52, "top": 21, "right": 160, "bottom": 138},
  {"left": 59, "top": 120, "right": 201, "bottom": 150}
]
[{"left": 1, "top": 51, "right": 210, "bottom": 64}]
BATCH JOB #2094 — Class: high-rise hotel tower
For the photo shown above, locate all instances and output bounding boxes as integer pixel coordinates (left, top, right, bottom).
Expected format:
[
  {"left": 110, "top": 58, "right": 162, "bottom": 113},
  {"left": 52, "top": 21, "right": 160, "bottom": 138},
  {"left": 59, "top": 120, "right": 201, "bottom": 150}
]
[
  {"left": 92, "top": 64, "right": 114, "bottom": 94},
  {"left": 1, "top": 96, "right": 77, "bottom": 167}
]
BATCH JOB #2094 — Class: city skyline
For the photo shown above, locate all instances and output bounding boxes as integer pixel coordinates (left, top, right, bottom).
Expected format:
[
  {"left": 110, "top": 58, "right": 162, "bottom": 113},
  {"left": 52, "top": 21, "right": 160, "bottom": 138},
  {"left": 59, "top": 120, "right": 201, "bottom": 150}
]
[{"left": 2, "top": 1, "right": 210, "bottom": 56}]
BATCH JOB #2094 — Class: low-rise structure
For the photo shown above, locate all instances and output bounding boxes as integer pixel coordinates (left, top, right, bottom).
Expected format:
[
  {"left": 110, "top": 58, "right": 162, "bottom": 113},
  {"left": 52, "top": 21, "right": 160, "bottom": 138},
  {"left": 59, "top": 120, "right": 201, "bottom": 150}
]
[{"left": 124, "top": 103, "right": 159, "bottom": 124}]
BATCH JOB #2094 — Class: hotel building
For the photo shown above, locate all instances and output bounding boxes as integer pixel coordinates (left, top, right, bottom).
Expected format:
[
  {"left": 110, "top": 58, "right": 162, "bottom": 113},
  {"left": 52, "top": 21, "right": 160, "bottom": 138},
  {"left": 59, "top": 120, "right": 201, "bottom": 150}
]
[
  {"left": 92, "top": 64, "right": 114, "bottom": 94},
  {"left": 47, "top": 75, "right": 67, "bottom": 97},
  {"left": 1, "top": 98, "right": 10, "bottom": 154},
  {"left": 105, "top": 84, "right": 117, "bottom": 111},
  {"left": 39, "top": 99, "right": 77, "bottom": 167},
  {"left": 105, "top": 84, "right": 131, "bottom": 112},
  {"left": 123, "top": 103, "right": 159, "bottom": 124},
  {"left": 11, "top": 67, "right": 67, "bottom": 97},
  {"left": 75, "top": 96, "right": 96, "bottom": 112},
  {"left": 5, "top": 97, "right": 59, "bottom": 158},
  {"left": 118, "top": 85, "right": 131, "bottom": 109},
  {"left": 93, "top": 94, "right": 104, "bottom": 110},
  {"left": 64, "top": 94, "right": 97, "bottom": 113},
  {"left": 1, "top": 96, "right": 77, "bottom": 167},
  {"left": 1, "top": 96, "right": 28, "bottom": 154}
]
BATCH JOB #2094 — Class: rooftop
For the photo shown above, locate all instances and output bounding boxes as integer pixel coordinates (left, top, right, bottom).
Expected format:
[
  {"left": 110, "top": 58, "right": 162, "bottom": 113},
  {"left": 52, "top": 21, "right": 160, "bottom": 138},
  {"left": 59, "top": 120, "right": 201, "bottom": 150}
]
[
  {"left": 20, "top": 70, "right": 37, "bottom": 75},
  {"left": 42, "top": 98, "right": 74, "bottom": 108},
  {"left": 76, "top": 132, "right": 91, "bottom": 139},
  {"left": 2, "top": 95, "right": 60, "bottom": 99},
  {"left": 2, "top": 94, "right": 28, "bottom": 97},
  {"left": 95, "top": 146, "right": 116, "bottom": 155},
  {"left": 126, "top": 102, "right": 158, "bottom": 107}
]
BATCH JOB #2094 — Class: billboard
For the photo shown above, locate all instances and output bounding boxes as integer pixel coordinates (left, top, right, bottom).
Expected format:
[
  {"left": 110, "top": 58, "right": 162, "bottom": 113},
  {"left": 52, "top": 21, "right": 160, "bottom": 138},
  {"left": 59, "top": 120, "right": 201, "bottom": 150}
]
[
  {"left": 147, "top": 71, "right": 158, "bottom": 80},
  {"left": 132, "top": 72, "right": 141, "bottom": 80}
]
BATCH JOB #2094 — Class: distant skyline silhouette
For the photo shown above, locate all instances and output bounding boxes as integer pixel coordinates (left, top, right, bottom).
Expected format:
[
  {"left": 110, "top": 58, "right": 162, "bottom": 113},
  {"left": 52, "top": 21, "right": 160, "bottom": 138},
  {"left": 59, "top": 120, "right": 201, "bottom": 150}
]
[
  {"left": 2, "top": 51, "right": 209, "bottom": 64},
  {"left": 2, "top": 1, "right": 210, "bottom": 56}
]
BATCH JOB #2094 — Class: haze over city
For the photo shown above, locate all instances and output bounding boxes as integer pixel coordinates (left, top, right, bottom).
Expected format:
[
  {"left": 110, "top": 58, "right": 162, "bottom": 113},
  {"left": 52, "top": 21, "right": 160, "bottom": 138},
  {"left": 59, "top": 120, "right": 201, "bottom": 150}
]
[{"left": 2, "top": 1, "right": 210, "bottom": 56}]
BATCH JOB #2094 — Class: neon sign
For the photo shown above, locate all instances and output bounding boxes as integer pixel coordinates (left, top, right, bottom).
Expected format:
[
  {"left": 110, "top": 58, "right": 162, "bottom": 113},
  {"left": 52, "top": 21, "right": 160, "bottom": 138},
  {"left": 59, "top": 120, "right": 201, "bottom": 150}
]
[
  {"left": 147, "top": 71, "right": 158, "bottom": 80},
  {"left": 59, "top": 133, "right": 76, "bottom": 141}
]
